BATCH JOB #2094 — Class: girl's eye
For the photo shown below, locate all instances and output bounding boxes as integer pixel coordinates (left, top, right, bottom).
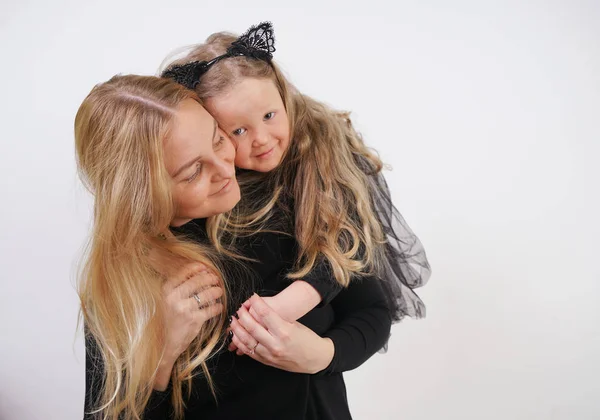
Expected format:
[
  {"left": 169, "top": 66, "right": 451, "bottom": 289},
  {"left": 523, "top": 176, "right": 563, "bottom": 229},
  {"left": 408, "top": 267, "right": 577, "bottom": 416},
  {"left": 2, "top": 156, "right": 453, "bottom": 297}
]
[
  {"left": 264, "top": 112, "right": 275, "bottom": 120},
  {"left": 186, "top": 163, "right": 201, "bottom": 183},
  {"left": 232, "top": 128, "right": 246, "bottom": 136}
]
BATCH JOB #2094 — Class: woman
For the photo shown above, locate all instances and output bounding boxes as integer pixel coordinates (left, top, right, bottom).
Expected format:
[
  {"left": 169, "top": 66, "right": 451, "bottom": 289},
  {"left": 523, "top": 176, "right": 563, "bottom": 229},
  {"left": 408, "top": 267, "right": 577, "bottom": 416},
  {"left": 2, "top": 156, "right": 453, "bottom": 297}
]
[{"left": 76, "top": 74, "right": 240, "bottom": 420}]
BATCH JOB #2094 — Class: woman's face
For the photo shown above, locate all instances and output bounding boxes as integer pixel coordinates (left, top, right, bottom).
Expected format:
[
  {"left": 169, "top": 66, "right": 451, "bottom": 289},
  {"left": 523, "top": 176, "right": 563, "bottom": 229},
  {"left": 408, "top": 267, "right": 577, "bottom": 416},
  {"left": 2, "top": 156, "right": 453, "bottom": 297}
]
[
  {"left": 204, "top": 77, "right": 290, "bottom": 173},
  {"left": 165, "top": 99, "right": 240, "bottom": 227}
]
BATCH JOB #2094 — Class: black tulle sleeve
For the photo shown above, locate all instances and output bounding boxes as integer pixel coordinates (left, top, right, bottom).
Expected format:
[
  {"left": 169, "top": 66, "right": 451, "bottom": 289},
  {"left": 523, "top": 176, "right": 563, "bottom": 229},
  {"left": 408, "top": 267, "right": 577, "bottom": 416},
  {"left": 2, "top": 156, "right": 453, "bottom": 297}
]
[{"left": 368, "top": 170, "right": 431, "bottom": 322}]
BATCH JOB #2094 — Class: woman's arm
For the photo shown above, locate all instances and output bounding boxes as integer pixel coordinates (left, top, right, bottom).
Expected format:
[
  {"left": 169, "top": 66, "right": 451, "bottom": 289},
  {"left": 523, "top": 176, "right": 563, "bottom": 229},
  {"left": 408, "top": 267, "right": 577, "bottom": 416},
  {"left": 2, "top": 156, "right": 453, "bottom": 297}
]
[
  {"left": 229, "top": 296, "right": 335, "bottom": 374},
  {"left": 227, "top": 259, "right": 341, "bottom": 354},
  {"left": 83, "top": 263, "right": 223, "bottom": 419},
  {"left": 242, "top": 259, "right": 342, "bottom": 323},
  {"left": 319, "top": 274, "right": 392, "bottom": 374},
  {"left": 229, "top": 274, "right": 392, "bottom": 375}
]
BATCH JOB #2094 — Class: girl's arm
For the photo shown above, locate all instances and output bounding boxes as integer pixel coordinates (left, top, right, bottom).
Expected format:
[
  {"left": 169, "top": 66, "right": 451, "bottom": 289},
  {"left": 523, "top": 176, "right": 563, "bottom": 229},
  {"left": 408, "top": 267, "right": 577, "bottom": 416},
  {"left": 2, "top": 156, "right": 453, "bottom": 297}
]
[
  {"left": 229, "top": 274, "right": 391, "bottom": 375},
  {"left": 264, "top": 280, "right": 322, "bottom": 322},
  {"left": 266, "top": 258, "right": 343, "bottom": 321}
]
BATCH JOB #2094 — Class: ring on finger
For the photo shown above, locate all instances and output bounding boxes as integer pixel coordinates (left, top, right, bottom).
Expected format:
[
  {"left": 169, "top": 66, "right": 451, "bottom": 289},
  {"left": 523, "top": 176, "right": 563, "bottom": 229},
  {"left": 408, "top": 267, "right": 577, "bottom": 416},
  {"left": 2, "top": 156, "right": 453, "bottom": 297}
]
[{"left": 192, "top": 293, "right": 202, "bottom": 308}]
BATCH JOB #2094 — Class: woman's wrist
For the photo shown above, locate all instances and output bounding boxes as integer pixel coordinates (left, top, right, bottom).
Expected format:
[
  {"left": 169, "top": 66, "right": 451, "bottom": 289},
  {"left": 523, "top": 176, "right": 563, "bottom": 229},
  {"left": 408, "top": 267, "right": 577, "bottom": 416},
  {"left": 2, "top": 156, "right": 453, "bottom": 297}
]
[
  {"left": 153, "top": 356, "right": 176, "bottom": 391},
  {"left": 310, "top": 336, "right": 335, "bottom": 374}
]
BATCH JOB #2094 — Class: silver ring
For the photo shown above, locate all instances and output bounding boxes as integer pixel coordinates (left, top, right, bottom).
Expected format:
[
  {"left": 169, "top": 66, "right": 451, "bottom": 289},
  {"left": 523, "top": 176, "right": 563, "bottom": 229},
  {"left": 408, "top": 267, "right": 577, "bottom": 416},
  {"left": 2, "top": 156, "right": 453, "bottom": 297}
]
[
  {"left": 250, "top": 342, "right": 259, "bottom": 354},
  {"left": 192, "top": 293, "right": 202, "bottom": 308}
]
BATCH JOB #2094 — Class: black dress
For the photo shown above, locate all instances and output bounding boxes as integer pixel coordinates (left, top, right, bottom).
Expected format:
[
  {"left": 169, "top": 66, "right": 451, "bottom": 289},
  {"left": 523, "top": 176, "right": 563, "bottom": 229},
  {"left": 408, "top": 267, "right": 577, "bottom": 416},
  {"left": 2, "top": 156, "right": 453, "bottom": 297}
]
[
  {"left": 85, "top": 218, "right": 393, "bottom": 420},
  {"left": 84, "top": 172, "right": 430, "bottom": 419}
]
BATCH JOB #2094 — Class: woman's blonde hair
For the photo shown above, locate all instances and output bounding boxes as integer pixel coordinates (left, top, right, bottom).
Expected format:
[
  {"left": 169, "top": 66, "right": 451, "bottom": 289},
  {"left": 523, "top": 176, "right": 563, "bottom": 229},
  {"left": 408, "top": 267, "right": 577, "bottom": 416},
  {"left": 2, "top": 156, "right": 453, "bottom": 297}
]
[
  {"left": 75, "top": 74, "right": 227, "bottom": 420},
  {"left": 164, "top": 33, "right": 386, "bottom": 287}
]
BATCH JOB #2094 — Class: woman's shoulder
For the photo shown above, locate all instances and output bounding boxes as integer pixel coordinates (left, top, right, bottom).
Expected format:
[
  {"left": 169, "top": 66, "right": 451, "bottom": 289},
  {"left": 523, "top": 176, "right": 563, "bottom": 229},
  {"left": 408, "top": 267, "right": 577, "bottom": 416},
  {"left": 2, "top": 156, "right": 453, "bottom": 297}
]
[{"left": 171, "top": 218, "right": 209, "bottom": 242}]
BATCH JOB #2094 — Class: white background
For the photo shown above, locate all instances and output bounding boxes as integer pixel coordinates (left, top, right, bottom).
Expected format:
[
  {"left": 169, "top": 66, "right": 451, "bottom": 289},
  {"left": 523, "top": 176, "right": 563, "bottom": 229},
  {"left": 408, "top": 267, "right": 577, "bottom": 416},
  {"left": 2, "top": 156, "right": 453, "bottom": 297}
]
[{"left": 1, "top": 1, "right": 598, "bottom": 419}]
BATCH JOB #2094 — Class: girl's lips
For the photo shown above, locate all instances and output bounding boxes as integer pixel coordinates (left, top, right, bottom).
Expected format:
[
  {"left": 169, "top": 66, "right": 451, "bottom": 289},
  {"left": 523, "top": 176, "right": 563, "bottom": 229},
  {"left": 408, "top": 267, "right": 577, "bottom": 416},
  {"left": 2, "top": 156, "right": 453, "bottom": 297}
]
[{"left": 255, "top": 147, "right": 275, "bottom": 159}]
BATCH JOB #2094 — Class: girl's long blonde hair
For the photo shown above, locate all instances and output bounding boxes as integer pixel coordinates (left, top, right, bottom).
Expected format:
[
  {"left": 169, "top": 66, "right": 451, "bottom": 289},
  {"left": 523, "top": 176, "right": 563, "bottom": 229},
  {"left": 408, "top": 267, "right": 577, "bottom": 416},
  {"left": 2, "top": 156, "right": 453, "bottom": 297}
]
[
  {"left": 164, "top": 33, "right": 386, "bottom": 287},
  {"left": 75, "top": 74, "right": 227, "bottom": 420}
]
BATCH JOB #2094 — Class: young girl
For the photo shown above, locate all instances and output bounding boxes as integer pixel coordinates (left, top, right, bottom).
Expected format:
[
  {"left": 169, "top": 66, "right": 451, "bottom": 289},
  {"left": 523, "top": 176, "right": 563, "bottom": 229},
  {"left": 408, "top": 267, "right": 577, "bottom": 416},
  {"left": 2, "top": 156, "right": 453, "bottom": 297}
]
[{"left": 162, "top": 22, "right": 430, "bottom": 331}]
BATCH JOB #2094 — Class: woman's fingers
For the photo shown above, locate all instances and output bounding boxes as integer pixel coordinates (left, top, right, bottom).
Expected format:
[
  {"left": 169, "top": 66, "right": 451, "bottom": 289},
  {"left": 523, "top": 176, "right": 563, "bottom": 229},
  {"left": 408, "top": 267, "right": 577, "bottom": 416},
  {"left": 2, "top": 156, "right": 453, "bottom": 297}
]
[
  {"left": 228, "top": 334, "right": 238, "bottom": 352},
  {"left": 230, "top": 316, "right": 260, "bottom": 354},
  {"left": 176, "top": 270, "right": 219, "bottom": 298},
  {"left": 229, "top": 295, "right": 296, "bottom": 362},
  {"left": 175, "top": 285, "right": 222, "bottom": 314},
  {"left": 194, "top": 285, "right": 224, "bottom": 307},
  {"left": 163, "top": 263, "right": 207, "bottom": 292},
  {"left": 230, "top": 333, "right": 268, "bottom": 363},
  {"left": 237, "top": 305, "right": 283, "bottom": 348},
  {"left": 230, "top": 330, "right": 252, "bottom": 355},
  {"left": 195, "top": 301, "right": 224, "bottom": 324},
  {"left": 245, "top": 294, "right": 287, "bottom": 336},
  {"left": 248, "top": 306, "right": 260, "bottom": 321}
]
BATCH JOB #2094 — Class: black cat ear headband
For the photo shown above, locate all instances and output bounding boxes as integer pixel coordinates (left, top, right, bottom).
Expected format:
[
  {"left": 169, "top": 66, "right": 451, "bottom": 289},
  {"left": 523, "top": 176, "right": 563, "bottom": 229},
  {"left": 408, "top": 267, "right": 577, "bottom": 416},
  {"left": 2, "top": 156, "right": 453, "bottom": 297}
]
[{"left": 162, "top": 21, "right": 275, "bottom": 89}]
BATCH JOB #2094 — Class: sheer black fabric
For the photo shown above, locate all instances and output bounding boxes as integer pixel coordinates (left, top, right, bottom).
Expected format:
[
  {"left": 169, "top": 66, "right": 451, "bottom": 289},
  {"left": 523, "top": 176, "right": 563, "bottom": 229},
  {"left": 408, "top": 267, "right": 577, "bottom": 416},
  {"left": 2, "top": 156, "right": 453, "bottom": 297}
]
[
  {"left": 369, "top": 170, "right": 431, "bottom": 322},
  {"left": 350, "top": 151, "right": 432, "bottom": 324}
]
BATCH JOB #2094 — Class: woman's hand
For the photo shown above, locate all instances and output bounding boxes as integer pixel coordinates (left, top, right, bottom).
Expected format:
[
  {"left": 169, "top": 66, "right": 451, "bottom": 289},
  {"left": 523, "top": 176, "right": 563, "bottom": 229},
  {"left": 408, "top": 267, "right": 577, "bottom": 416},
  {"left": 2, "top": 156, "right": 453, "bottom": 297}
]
[
  {"left": 155, "top": 263, "right": 224, "bottom": 390},
  {"left": 226, "top": 296, "right": 276, "bottom": 354},
  {"left": 229, "top": 294, "right": 335, "bottom": 374}
]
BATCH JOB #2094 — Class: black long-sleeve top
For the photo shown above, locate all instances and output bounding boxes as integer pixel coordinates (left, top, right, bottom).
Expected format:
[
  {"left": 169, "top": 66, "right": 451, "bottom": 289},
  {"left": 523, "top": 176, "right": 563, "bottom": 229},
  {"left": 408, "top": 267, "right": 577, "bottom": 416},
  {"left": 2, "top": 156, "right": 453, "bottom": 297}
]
[{"left": 84, "top": 213, "right": 392, "bottom": 420}]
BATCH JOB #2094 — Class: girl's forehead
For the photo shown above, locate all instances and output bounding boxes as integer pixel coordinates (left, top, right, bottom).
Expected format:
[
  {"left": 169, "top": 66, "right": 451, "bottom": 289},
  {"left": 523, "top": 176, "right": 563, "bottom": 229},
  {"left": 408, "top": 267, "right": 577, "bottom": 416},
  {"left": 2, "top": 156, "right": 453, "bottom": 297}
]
[{"left": 208, "top": 78, "right": 281, "bottom": 115}]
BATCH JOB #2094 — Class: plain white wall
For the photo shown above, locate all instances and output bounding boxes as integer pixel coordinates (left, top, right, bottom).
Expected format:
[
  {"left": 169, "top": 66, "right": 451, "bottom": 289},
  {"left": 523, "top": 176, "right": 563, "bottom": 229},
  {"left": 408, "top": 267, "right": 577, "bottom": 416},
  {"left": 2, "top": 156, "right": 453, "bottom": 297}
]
[{"left": 1, "top": 1, "right": 598, "bottom": 419}]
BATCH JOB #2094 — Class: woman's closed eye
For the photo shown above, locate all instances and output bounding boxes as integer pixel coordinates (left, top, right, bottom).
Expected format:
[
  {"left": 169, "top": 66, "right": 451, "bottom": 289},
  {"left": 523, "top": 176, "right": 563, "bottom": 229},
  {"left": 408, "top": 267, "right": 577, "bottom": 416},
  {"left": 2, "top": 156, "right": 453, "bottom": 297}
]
[
  {"left": 185, "top": 136, "right": 225, "bottom": 183},
  {"left": 186, "top": 163, "right": 202, "bottom": 183},
  {"left": 214, "top": 135, "right": 225, "bottom": 148}
]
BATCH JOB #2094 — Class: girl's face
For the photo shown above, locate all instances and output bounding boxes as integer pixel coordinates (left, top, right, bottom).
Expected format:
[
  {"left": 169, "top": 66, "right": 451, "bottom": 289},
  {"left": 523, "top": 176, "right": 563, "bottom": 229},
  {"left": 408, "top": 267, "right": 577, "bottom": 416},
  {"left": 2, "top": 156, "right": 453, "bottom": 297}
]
[
  {"left": 204, "top": 77, "right": 290, "bottom": 173},
  {"left": 165, "top": 99, "right": 240, "bottom": 227}
]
